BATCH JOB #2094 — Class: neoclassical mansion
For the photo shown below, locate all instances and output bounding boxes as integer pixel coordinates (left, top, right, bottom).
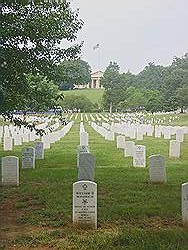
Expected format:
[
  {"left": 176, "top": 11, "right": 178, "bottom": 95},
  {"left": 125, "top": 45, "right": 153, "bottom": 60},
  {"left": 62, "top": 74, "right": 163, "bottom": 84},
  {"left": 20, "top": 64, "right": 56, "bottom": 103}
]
[{"left": 74, "top": 71, "right": 104, "bottom": 89}]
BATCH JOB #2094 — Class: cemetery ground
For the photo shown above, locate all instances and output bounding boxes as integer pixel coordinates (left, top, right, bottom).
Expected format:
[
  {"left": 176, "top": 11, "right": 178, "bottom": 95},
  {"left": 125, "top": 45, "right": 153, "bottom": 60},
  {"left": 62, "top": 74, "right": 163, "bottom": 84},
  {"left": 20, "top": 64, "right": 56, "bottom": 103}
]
[{"left": 0, "top": 114, "right": 188, "bottom": 250}]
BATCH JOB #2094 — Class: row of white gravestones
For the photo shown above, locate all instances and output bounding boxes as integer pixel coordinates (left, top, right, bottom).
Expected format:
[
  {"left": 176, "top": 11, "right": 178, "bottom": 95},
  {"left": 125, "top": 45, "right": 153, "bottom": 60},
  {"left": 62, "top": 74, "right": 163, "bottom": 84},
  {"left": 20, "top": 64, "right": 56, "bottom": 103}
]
[
  {"left": 80, "top": 123, "right": 89, "bottom": 147},
  {"left": 1, "top": 122, "right": 74, "bottom": 186},
  {"left": 90, "top": 122, "right": 114, "bottom": 141},
  {"left": 42, "top": 121, "right": 74, "bottom": 149}
]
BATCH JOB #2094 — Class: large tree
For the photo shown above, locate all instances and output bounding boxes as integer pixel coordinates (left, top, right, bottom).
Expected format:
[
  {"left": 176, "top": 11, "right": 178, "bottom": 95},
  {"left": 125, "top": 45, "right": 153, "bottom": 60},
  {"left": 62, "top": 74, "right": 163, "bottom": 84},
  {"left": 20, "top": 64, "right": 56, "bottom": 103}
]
[
  {"left": 0, "top": 1, "right": 83, "bottom": 112},
  {"left": 55, "top": 59, "right": 91, "bottom": 90},
  {"left": 101, "top": 61, "right": 121, "bottom": 90}
]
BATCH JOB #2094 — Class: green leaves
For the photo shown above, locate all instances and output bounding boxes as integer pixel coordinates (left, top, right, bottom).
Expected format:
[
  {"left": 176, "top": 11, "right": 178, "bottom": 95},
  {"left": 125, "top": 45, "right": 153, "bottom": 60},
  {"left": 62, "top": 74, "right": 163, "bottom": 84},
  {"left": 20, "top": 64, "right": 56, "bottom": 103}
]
[
  {"left": 55, "top": 59, "right": 91, "bottom": 90},
  {"left": 0, "top": 1, "right": 83, "bottom": 112}
]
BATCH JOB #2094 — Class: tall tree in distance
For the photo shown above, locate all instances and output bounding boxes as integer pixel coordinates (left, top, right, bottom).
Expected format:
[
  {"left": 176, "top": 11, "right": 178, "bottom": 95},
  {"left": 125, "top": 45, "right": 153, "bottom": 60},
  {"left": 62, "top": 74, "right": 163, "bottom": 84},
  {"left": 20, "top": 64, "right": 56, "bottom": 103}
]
[
  {"left": 101, "top": 61, "right": 121, "bottom": 90},
  {"left": 0, "top": 1, "right": 83, "bottom": 112},
  {"left": 55, "top": 59, "right": 91, "bottom": 90}
]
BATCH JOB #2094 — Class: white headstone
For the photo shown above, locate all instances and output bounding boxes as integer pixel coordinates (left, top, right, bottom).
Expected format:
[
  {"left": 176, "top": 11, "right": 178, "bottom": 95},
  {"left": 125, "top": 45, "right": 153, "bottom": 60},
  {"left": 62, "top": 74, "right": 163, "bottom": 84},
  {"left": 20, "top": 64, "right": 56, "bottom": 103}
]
[
  {"left": 163, "top": 129, "right": 171, "bottom": 140},
  {"left": 22, "top": 147, "right": 35, "bottom": 169},
  {"left": 22, "top": 133, "right": 29, "bottom": 143},
  {"left": 42, "top": 135, "right": 51, "bottom": 149},
  {"left": 4, "top": 137, "right": 13, "bottom": 151},
  {"left": 35, "top": 142, "right": 44, "bottom": 159},
  {"left": 116, "top": 135, "right": 125, "bottom": 149},
  {"left": 73, "top": 181, "right": 97, "bottom": 229},
  {"left": 136, "top": 131, "right": 144, "bottom": 141},
  {"left": 80, "top": 132, "right": 88, "bottom": 146},
  {"left": 133, "top": 145, "right": 146, "bottom": 167},
  {"left": 176, "top": 129, "right": 184, "bottom": 142},
  {"left": 124, "top": 141, "right": 135, "bottom": 157},
  {"left": 149, "top": 155, "right": 166, "bottom": 183},
  {"left": 182, "top": 183, "right": 188, "bottom": 227},
  {"left": 14, "top": 135, "right": 22, "bottom": 146},
  {"left": 169, "top": 140, "right": 180, "bottom": 158},
  {"left": 1, "top": 156, "right": 19, "bottom": 186}
]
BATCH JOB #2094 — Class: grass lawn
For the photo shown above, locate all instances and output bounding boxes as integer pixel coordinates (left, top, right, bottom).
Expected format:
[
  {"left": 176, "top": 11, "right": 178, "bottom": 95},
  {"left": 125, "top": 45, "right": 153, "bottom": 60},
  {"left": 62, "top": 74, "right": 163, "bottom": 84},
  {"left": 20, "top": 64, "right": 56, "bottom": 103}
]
[
  {"left": 62, "top": 89, "right": 104, "bottom": 105},
  {"left": 0, "top": 114, "right": 188, "bottom": 249}
]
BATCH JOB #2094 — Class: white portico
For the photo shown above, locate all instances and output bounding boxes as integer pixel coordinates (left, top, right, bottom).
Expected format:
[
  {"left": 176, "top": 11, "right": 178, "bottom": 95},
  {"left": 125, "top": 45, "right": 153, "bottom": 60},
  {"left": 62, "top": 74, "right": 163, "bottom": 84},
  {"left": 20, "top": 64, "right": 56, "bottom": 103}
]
[{"left": 87, "top": 71, "right": 104, "bottom": 89}]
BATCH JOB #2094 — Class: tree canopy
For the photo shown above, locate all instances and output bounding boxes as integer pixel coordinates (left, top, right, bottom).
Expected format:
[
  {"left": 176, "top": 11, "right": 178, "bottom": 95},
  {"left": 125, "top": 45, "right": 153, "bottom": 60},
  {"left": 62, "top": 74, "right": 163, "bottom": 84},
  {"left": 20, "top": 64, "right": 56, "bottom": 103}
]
[
  {"left": 0, "top": 1, "right": 83, "bottom": 112},
  {"left": 102, "top": 54, "right": 188, "bottom": 112},
  {"left": 55, "top": 59, "right": 91, "bottom": 90}
]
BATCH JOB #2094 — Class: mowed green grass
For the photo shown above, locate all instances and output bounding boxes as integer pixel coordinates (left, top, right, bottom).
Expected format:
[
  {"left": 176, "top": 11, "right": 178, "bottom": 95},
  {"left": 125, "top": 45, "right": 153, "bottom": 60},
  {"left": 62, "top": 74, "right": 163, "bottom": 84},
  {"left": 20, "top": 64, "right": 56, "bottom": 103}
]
[
  {"left": 0, "top": 114, "right": 188, "bottom": 249},
  {"left": 63, "top": 89, "right": 104, "bottom": 104}
]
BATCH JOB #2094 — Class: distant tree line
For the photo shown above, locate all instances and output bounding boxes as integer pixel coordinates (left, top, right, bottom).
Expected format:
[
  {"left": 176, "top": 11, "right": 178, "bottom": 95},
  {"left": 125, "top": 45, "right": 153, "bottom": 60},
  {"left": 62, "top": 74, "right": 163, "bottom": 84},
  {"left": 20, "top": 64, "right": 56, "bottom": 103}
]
[{"left": 101, "top": 54, "right": 188, "bottom": 113}]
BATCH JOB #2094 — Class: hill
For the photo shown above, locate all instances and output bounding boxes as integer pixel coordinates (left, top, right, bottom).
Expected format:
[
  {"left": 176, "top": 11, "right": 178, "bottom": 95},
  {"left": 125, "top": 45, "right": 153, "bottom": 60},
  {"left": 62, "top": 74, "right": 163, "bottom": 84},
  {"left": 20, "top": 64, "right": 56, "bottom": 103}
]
[{"left": 62, "top": 89, "right": 104, "bottom": 105}]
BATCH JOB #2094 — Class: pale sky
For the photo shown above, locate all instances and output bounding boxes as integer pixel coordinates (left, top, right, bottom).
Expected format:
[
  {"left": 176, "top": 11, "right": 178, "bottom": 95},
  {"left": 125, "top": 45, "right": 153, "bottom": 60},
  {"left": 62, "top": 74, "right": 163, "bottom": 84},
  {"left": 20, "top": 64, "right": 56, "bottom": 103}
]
[{"left": 70, "top": 0, "right": 188, "bottom": 74}]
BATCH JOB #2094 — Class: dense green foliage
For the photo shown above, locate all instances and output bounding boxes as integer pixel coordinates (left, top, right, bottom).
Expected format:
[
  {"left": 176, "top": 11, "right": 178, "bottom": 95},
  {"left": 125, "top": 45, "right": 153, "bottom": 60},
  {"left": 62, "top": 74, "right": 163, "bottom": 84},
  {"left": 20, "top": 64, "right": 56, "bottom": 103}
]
[
  {"left": 102, "top": 54, "right": 188, "bottom": 112},
  {"left": 60, "top": 94, "right": 98, "bottom": 112},
  {"left": 55, "top": 59, "right": 91, "bottom": 90},
  {"left": 0, "top": 1, "right": 83, "bottom": 112}
]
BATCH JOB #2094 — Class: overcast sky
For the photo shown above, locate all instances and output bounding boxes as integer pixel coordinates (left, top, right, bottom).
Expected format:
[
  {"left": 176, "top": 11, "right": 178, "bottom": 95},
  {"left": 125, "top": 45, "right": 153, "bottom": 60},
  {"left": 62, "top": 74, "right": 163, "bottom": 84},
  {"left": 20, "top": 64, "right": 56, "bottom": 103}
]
[{"left": 70, "top": 0, "right": 188, "bottom": 74}]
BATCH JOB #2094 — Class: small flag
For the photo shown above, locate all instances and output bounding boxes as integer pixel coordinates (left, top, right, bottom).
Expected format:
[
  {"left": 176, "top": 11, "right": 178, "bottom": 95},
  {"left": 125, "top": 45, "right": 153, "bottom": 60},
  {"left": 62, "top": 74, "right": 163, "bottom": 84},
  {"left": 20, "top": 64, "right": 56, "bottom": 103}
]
[{"left": 93, "top": 43, "right": 100, "bottom": 50}]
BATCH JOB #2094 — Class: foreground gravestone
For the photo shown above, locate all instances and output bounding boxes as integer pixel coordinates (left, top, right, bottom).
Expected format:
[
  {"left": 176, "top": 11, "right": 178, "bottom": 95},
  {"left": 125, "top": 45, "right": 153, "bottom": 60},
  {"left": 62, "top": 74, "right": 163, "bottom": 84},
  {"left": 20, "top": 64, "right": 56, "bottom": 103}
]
[
  {"left": 169, "top": 140, "right": 180, "bottom": 158},
  {"left": 78, "top": 153, "right": 96, "bottom": 181},
  {"left": 182, "top": 183, "right": 188, "bottom": 227},
  {"left": 35, "top": 142, "right": 44, "bottom": 159},
  {"left": 73, "top": 181, "right": 97, "bottom": 229},
  {"left": 133, "top": 145, "right": 146, "bottom": 167},
  {"left": 1, "top": 156, "right": 19, "bottom": 186},
  {"left": 22, "top": 147, "right": 35, "bottom": 169},
  {"left": 149, "top": 155, "right": 166, "bottom": 183}
]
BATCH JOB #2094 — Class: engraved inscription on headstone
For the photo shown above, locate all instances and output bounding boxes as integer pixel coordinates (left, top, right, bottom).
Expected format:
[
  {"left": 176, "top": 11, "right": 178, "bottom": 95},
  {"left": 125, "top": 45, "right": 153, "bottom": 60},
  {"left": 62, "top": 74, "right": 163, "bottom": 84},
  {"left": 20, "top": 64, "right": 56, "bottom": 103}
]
[
  {"left": 1, "top": 156, "right": 19, "bottom": 186},
  {"left": 133, "top": 145, "right": 146, "bottom": 167},
  {"left": 182, "top": 183, "right": 188, "bottom": 227},
  {"left": 35, "top": 142, "right": 44, "bottom": 159},
  {"left": 22, "top": 147, "right": 35, "bottom": 169},
  {"left": 149, "top": 155, "right": 166, "bottom": 183},
  {"left": 73, "top": 181, "right": 97, "bottom": 229}
]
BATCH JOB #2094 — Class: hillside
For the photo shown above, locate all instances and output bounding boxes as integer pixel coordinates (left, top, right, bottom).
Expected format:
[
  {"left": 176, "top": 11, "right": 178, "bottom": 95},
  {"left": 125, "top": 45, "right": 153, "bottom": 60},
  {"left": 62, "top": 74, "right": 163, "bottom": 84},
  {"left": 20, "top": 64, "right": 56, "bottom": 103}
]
[{"left": 62, "top": 89, "right": 104, "bottom": 104}]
